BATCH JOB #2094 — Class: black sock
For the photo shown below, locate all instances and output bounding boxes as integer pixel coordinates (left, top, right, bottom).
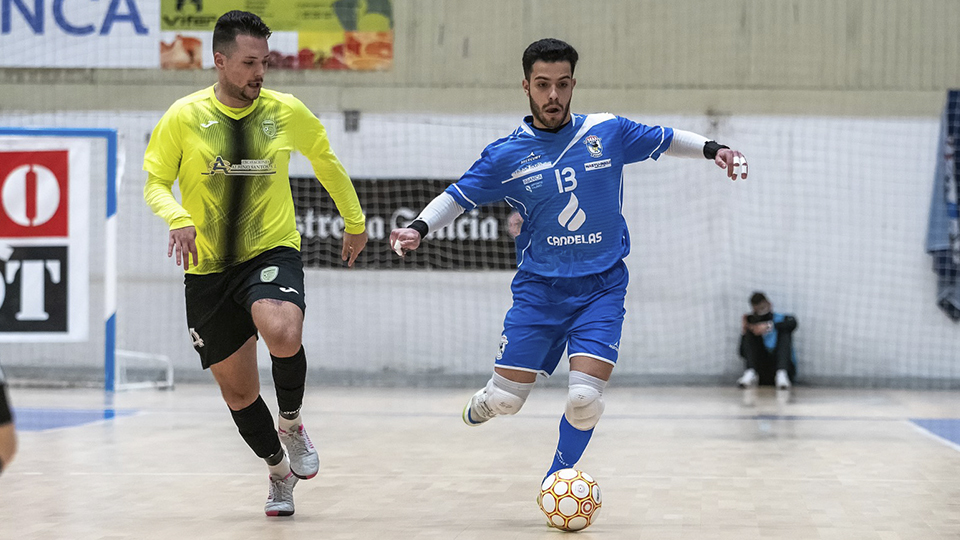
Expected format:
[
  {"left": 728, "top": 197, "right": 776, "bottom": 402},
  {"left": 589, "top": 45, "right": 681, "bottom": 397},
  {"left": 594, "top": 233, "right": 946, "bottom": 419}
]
[
  {"left": 272, "top": 346, "right": 307, "bottom": 418},
  {"left": 229, "top": 395, "right": 282, "bottom": 459},
  {"left": 264, "top": 449, "right": 285, "bottom": 466}
]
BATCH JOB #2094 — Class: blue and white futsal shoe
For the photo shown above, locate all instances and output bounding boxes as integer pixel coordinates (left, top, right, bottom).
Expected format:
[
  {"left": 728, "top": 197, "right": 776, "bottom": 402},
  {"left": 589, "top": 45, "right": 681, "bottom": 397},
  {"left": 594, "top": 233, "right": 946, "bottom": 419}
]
[{"left": 462, "top": 387, "right": 495, "bottom": 426}]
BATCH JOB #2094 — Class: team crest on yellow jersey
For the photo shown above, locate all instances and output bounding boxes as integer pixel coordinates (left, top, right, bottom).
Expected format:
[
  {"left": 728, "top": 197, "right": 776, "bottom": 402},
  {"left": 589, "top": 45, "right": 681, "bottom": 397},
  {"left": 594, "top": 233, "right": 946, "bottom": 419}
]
[
  {"left": 261, "top": 119, "right": 277, "bottom": 138},
  {"left": 203, "top": 156, "right": 276, "bottom": 176}
]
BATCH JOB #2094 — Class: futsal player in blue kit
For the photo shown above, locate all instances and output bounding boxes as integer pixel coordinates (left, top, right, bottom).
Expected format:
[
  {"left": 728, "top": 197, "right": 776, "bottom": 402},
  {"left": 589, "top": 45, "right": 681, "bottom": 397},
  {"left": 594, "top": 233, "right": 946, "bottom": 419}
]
[{"left": 390, "top": 38, "right": 748, "bottom": 478}]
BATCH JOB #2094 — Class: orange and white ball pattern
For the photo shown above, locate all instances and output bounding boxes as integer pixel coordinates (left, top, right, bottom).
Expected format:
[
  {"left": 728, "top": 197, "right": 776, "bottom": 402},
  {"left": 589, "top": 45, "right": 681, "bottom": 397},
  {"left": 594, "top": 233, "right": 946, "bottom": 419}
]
[{"left": 537, "top": 468, "right": 602, "bottom": 531}]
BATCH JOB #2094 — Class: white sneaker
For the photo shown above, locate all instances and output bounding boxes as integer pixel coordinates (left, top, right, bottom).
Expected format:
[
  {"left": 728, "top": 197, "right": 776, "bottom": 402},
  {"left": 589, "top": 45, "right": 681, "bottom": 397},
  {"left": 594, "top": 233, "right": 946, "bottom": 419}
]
[
  {"left": 775, "top": 369, "right": 792, "bottom": 390},
  {"left": 462, "top": 388, "right": 495, "bottom": 426},
  {"left": 737, "top": 368, "right": 758, "bottom": 388},
  {"left": 264, "top": 471, "right": 298, "bottom": 517},
  {"left": 279, "top": 423, "right": 320, "bottom": 480}
]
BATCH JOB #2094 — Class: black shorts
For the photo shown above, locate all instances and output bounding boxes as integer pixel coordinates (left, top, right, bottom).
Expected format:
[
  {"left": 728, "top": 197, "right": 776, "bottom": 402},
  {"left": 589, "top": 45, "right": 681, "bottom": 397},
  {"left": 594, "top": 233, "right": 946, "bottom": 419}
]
[{"left": 184, "top": 246, "right": 306, "bottom": 369}]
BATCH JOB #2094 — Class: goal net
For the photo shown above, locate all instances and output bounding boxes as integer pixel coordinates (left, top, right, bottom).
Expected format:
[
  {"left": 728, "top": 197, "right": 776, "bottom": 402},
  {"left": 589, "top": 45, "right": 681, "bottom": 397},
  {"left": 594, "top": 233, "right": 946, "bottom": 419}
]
[
  {"left": 0, "top": 0, "right": 957, "bottom": 390},
  {"left": 0, "top": 107, "right": 957, "bottom": 389}
]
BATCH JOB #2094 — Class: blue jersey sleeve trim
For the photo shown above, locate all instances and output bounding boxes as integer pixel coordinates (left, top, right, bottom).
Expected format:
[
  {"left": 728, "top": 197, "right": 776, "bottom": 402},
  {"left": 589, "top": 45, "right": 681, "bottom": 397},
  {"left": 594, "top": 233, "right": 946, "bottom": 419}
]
[
  {"left": 446, "top": 183, "right": 478, "bottom": 210},
  {"left": 646, "top": 126, "right": 674, "bottom": 160}
]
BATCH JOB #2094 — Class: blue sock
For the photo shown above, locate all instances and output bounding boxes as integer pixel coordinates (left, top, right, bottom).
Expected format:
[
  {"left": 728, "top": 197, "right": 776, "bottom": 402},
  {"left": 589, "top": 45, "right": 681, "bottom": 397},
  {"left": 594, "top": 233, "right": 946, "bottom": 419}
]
[{"left": 546, "top": 414, "right": 594, "bottom": 478}]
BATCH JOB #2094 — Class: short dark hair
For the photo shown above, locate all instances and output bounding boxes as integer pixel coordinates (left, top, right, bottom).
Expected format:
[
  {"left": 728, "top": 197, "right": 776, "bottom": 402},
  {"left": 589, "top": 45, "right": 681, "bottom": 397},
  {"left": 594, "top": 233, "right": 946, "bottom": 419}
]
[
  {"left": 749, "top": 292, "right": 769, "bottom": 306},
  {"left": 213, "top": 10, "right": 272, "bottom": 55},
  {"left": 522, "top": 38, "right": 578, "bottom": 80}
]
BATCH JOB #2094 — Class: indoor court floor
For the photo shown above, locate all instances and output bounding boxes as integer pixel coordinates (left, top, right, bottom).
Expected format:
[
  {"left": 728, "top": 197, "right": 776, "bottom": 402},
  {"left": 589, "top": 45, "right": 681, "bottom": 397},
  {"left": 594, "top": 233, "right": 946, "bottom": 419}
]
[{"left": 0, "top": 384, "right": 958, "bottom": 539}]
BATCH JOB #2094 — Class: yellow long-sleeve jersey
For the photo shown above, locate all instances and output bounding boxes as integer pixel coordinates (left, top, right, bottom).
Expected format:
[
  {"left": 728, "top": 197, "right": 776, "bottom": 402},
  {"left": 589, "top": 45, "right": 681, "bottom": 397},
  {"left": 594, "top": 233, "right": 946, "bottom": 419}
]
[{"left": 144, "top": 85, "right": 365, "bottom": 275}]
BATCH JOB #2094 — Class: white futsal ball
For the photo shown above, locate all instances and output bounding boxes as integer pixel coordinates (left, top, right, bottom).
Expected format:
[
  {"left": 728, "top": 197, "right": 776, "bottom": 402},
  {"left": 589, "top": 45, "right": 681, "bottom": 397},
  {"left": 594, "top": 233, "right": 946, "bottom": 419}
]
[{"left": 537, "top": 468, "right": 602, "bottom": 531}]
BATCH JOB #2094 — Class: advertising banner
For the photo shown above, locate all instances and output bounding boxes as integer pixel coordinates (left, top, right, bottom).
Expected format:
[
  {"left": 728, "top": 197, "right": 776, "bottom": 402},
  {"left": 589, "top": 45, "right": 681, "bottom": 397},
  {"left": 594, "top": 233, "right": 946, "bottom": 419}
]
[
  {"left": 294, "top": 178, "right": 517, "bottom": 270},
  {"left": 0, "top": 139, "right": 90, "bottom": 341},
  {"left": 160, "top": 0, "right": 393, "bottom": 70},
  {"left": 0, "top": 0, "right": 159, "bottom": 68},
  {"left": 0, "top": 0, "right": 392, "bottom": 70}
]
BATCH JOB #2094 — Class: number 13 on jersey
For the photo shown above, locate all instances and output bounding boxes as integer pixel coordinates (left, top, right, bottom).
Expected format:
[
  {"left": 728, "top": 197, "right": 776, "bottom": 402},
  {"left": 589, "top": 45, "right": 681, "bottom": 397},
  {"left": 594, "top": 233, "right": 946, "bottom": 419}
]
[{"left": 556, "top": 167, "right": 577, "bottom": 193}]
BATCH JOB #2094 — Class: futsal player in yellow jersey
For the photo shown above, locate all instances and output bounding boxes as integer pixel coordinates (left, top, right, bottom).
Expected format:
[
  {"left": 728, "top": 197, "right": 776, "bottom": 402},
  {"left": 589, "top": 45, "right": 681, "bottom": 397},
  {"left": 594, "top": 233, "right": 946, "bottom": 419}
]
[{"left": 143, "top": 10, "right": 367, "bottom": 517}]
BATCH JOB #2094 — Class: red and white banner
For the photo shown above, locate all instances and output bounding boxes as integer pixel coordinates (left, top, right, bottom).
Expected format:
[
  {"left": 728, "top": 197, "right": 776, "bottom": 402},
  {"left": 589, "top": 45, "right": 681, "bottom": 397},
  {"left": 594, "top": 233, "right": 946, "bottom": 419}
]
[{"left": 0, "top": 139, "right": 90, "bottom": 341}]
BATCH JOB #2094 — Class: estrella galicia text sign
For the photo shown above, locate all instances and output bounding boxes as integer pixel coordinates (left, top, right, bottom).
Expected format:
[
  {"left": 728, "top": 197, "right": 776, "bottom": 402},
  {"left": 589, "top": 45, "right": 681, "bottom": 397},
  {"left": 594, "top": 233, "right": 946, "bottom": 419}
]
[{"left": 293, "top": 178, "right": 517, "bottom": 270}]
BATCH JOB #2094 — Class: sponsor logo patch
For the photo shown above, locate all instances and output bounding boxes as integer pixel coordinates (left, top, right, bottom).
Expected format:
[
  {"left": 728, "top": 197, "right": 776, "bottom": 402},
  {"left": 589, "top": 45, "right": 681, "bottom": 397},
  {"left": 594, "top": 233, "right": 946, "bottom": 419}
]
[
  {"left": 558, "top": 193, "right": 587, "bottom": 232},
  {"left": 546, "top": 232, "right": 603, "bottom": 246},
  {"left": 509, "top": 161, "right": 553, "bottom": 181},
  {"left": 584, "top": 159, "right": 611, "bottom": 171},
  {"left": 520, "top": 152, "right": 542, "bottom": 165},
  {"left": 203, "top": 156, "right": 276, "bottom": 176}
]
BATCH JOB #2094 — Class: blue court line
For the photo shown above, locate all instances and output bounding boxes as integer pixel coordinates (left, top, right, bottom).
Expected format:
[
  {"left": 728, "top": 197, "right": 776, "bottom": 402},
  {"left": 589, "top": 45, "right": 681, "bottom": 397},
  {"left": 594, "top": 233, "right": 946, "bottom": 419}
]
[
  {"left": 13, "top": 408, "right": 138, "bottom": 432},
  {"left": 910, "top": 418, "right": 960, "bottom": 450}
]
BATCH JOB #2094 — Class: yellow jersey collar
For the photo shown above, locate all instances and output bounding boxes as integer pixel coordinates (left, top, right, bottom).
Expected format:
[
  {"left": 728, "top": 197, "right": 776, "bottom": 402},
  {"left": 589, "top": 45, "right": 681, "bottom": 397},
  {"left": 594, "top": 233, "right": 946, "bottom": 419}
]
[{"left": 209, "top": 84, "right": 259, "bottom": 120}]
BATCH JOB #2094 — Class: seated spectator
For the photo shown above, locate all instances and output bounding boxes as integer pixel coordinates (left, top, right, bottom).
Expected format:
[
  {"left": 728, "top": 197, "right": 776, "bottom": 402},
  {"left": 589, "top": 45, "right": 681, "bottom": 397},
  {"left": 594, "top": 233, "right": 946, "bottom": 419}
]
[{"left": 737, "top": 292, "right": 797, "bottom": 389}]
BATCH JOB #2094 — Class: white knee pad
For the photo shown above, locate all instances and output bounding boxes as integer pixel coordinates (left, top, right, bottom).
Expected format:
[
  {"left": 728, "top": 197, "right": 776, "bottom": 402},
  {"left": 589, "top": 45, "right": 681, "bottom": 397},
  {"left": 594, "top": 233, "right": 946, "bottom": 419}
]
[
  {"left": 565, "top": 384, "right": 605, "bottom": 430},
  {"left": 483, "top": 374, "right": 532, "bottom": 416}
]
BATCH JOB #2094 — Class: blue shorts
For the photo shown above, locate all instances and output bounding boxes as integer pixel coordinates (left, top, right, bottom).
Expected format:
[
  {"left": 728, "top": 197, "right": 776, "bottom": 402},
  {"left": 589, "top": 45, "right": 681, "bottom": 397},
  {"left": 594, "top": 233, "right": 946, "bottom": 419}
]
[{"left": 495, "top": 260, "right": 628, "bottom": 376}]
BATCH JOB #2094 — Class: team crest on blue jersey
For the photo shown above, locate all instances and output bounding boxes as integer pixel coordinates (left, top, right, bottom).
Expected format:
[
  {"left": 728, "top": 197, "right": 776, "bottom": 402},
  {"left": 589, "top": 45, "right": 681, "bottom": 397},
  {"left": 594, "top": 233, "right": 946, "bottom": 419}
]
[
  {"left": 261, "top": 119, "right": 277, "bottom": 138},
  {"left": 584, "top": 135, "right": 603, "bottom": 158}
]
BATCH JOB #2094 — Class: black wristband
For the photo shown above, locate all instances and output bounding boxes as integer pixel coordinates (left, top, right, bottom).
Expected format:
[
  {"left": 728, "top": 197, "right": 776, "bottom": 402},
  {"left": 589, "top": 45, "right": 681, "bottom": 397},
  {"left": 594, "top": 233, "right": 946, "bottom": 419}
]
[
  {"left": 407, "top": 219, "right": 429, "bottom": 239},
  {"left": 703, "top": 140, "right": 729, "bottom": 160}
]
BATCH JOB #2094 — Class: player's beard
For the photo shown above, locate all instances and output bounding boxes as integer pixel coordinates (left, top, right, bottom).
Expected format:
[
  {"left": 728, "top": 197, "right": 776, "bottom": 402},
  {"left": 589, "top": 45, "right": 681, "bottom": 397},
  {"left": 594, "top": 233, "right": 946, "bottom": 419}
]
[
  {"left": 529, "top": 96, "right": 570, "bottom": 130},
  {"left": 223, "top": 79, "right": 260, "bottom": 105}
]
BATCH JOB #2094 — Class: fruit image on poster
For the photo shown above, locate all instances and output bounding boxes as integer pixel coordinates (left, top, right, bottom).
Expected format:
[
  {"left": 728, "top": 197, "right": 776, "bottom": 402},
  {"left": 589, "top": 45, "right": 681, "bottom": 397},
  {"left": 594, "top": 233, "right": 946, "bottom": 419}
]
[{"left": 159, "top": 0, "right": 393, "bottom": 71}]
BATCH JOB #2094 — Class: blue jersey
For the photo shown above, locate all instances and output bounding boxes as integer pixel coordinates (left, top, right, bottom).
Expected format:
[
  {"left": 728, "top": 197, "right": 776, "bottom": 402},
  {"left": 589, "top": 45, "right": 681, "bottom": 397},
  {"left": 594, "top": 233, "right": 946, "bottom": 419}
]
[{"left": 445, "top": 113, "right": 674, "bottom": 277}]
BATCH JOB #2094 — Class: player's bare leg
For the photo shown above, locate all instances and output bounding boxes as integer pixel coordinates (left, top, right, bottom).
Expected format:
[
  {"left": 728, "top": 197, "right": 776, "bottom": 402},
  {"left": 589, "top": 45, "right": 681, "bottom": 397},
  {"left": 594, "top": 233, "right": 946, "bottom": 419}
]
[
  {"left": 0, "top": 423, "right": 15, "bottom": 473},
  {"left": 252, "top": 299, "right": 319, "bottom": 480},
  {"left": 545, "top": 356, "right": 612, "bottom": 478},
  {"left": 462, "top": 366, "right": 536, "bottom": 426},
  {"left": 211, "top": 337, "right": 297, "bottom": 516},
  {"left": 0, "top": 379, "right": 15, "bottom": 474}
]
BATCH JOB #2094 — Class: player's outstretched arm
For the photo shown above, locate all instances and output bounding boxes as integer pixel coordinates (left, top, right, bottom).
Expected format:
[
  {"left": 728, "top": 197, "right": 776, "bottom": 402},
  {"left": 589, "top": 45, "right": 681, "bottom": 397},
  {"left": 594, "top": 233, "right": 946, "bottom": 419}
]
[
  {"left": 664, "top": 129, "right": 747, "bottom": 181},
  {"left": 390, "top": 192, "right": 465, "bottom": 258}
]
